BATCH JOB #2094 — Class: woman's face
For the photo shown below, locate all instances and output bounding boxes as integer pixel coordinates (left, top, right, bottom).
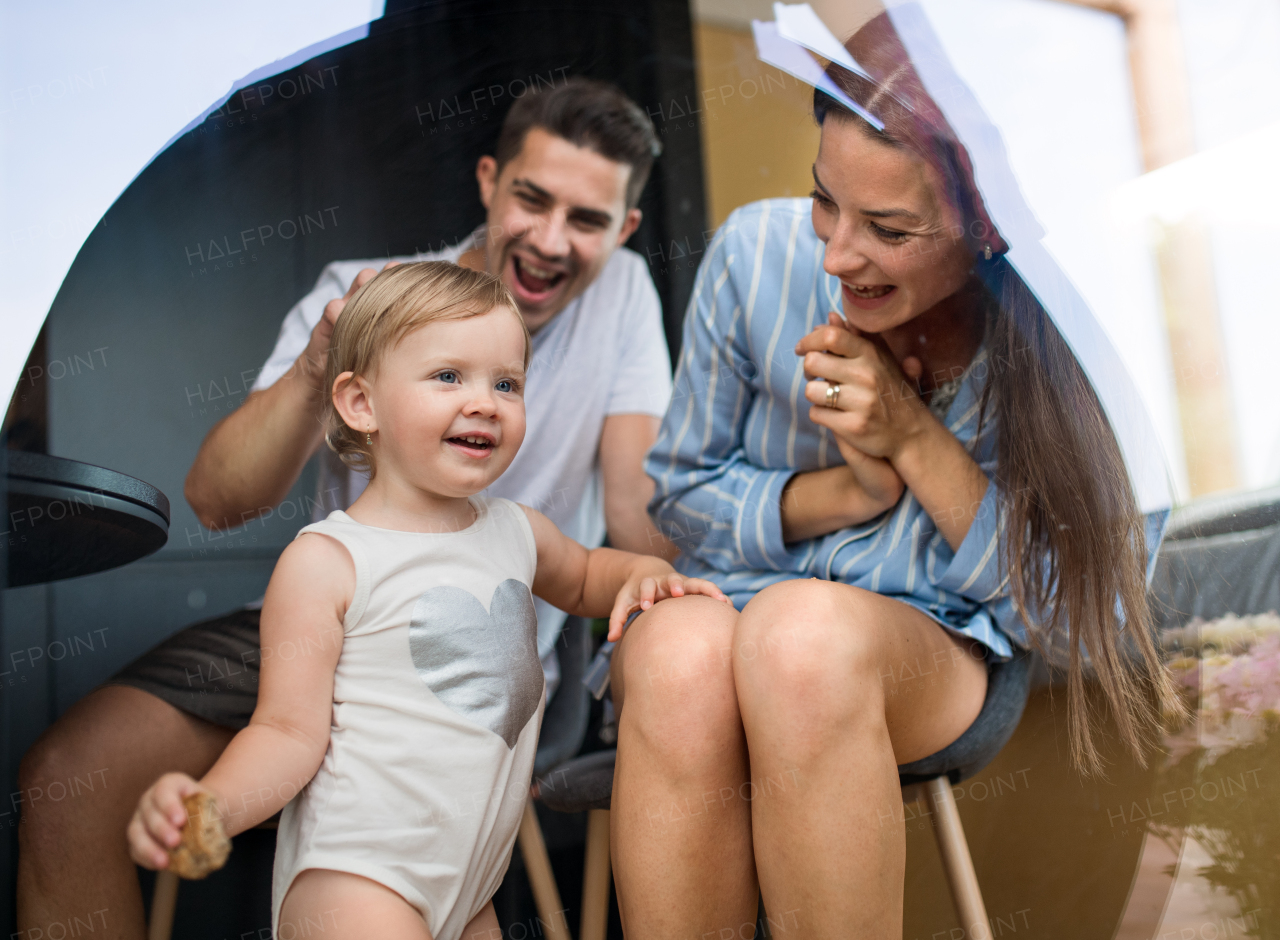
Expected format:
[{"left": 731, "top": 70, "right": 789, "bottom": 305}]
[{"left": 811, "top": 117, "right": 976, "bottom": 335}]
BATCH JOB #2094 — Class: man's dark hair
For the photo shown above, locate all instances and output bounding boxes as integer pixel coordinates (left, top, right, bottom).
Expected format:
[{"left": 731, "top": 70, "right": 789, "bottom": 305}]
[{"left": 494, "top": 77, "right": 662, "bottom": 210}]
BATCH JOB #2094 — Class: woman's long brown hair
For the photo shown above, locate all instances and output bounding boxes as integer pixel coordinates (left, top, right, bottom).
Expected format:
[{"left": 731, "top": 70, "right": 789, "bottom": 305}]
[
  {"left": 817, "top": 14, "right": 1183, "bottom": 774},
  {"left": 979, "top": 255, "right": 1180, "bottom": 774}
]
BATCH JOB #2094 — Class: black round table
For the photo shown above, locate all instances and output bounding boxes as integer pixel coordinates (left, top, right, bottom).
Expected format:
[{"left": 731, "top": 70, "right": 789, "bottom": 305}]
[{"left": 5, "top": 451, "right": 170, "bottom": 587}]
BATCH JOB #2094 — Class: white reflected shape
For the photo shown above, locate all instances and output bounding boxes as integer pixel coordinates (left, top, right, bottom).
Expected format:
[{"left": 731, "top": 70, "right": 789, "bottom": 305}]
[
  {"left": 888, "top": 1, "right": 1169, "bottom": 512},
  {"left": 755, "top": 0, "right": 1171, "bottom": 511},
  {"left": 1, "top": 1, "right": 385, "bottom": 403},
  {"left": 915, "top": 0, "right": 1184, "bottom": 501},
  {"left": 751, "top": 20, "right": 884, "bottom": 130},
  {"left": 773, "top": 2, "right": 871, "bottom": 78},
  {"left": 1109, "top": 121, "right": 1280, "bottom": 227}
]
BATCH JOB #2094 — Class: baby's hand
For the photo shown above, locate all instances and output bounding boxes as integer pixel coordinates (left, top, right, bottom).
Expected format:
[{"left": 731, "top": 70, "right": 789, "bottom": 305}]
[
  {"left": 608, "top": 560, "right": 732, "bottom": 641},
  {"left": 127, "top": 772, "right": 212, "bottom": 870}
]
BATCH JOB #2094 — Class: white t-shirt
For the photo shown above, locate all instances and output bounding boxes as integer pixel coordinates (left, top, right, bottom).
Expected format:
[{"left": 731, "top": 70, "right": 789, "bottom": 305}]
[{"left": 252, "top": 230, "right": 673, "bottom": 689}]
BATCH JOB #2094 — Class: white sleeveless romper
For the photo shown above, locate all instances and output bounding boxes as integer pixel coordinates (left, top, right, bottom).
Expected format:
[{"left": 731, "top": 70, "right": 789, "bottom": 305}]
[{"left": 272, "top": 498, "right": 545, "bottom": 940}]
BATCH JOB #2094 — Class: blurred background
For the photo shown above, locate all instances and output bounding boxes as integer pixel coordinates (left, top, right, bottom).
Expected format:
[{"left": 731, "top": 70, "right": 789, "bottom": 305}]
[{"left": 3, "top": 0, "right": 1279, "bottom": 936}]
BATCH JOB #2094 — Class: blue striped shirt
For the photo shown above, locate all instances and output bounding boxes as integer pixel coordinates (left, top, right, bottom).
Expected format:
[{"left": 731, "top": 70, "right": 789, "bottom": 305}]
[{"left": 647, "top": 199, "right": 1026, "bottom": 656}]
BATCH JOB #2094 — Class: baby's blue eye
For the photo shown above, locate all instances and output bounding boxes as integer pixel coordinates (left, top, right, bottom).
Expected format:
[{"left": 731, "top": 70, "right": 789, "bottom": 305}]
[
  {"left": 495, "top": 379, "right": 514, "bottom": 393},
  {"left": 437, "top": 371, "right": 458, "bottom": 383}
]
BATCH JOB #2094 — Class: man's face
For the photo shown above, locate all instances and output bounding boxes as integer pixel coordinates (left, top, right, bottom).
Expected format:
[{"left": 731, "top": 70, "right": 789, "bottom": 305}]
[{"left": 476, "top": 127, "right": 643, "bottom": 332}]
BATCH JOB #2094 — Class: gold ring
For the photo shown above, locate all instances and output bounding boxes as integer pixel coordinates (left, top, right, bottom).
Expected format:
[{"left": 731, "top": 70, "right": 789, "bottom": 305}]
[{"left": 825, "top": 382, "right": 841, "bottom": 408}]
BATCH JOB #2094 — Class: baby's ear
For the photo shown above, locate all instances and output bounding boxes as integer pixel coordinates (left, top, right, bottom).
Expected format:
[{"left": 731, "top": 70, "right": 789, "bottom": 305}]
[{"left": 332, "top": 372, "right": 376, "bottom": 431}]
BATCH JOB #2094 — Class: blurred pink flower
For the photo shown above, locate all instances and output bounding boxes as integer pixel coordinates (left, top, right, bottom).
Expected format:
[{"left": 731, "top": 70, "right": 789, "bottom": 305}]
[{"left": 1162, "top": 617, "right": 1280, "bottom": 765}]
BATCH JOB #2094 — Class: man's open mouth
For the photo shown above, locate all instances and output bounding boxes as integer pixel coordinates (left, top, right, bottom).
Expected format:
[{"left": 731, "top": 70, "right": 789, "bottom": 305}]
[{"left": 512, "top": 255, "right": 568, "bottom": 297}]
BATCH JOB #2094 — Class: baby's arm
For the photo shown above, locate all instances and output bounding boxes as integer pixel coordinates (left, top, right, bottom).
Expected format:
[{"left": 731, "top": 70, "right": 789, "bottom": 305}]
[
  {"left": 520, "top": 506, "right": 731, "bottom": 643},
  {"left": 127, "top": 533, "right": 350, "bottom": 869}
]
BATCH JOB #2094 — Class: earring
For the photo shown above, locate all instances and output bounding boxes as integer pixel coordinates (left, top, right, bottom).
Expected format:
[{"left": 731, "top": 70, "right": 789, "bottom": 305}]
[
  {"left": 983, "top": 243, "right": 992, "bottom": 261},
  {"left": 366, "top": 429, "right": 373, "bottom": 446}
]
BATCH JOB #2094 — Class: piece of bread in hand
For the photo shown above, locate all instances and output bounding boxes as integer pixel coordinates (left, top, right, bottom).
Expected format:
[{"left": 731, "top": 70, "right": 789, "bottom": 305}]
[{"left": 169, "top": 791, "right": 230, "bottom": 879}]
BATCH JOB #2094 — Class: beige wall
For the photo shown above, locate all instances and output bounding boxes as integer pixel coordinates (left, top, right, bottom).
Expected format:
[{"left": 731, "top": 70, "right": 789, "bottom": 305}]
[{"left": 691, "top": 22, "right": 822, "bottom": 228}]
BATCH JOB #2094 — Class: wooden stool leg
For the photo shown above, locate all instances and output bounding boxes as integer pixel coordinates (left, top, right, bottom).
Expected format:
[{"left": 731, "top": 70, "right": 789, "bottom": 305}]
[
  {"left": 148, "top": 870, "right": 180, "bottom": 940},
  {"left": 925, "top": 777, "right": 992, "bottom": 940},
  {"left": 518, "top": 798, "right": 571, "bottom": 940},
  {"left": 580, "top": 809, "right": 611, "bottom": 940}
]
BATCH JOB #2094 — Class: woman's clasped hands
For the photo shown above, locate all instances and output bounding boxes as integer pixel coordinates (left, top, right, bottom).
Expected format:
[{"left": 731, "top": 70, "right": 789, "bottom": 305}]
[{"left": 796, "top": 311, "right": 937, "bottom": 503}]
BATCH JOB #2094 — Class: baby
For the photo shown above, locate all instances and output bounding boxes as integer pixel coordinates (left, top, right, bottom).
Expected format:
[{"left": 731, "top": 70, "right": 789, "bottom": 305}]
[{"left": 127, "top": 262, "right": 727, "bottom": 940}]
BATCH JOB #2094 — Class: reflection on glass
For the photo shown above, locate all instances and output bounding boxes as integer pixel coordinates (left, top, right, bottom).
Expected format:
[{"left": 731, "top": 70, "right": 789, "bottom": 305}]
[{"left": 1155, "top": 614, "right": 1280, "bottom": 936}]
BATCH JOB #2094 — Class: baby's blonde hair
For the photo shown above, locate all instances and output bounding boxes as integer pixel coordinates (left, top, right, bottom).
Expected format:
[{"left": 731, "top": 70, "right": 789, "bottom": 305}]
[{"left": 323, "top": 261, "right": 528, "bottom": 475}]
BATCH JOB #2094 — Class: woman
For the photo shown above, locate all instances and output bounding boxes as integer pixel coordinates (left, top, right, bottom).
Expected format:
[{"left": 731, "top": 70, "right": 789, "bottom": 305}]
[{"left": 609, "top": 12, "right": 1180, "bottom": 938}]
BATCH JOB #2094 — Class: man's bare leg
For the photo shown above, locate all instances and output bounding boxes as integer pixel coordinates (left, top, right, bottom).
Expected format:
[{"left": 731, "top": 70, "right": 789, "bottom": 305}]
[
  {"left": 609, "top": 595, "right": 759, "bottom": 939},
  {"left": 17, "top": 685, "right": 236, "bottom": 940}
]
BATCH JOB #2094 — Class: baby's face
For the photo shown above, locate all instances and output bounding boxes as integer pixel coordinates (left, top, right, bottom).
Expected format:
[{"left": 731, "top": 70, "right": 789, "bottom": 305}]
[{"left": 370, "top": 307, "right": 527, "bottom": 499}]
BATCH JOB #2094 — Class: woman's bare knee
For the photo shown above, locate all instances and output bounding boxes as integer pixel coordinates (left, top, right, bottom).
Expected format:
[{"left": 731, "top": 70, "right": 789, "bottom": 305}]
[
  {"left": 735, "top": 581, "right": 882, "bottom": 691},
  {"left": 612, "top": 594, "right": 737, "bottom": 710},
  {"left": 612, "top": 595, "right": 742, "bottom": 764},
  {"left": 737, "top": 580, "right": 991, "bottom": 763}
]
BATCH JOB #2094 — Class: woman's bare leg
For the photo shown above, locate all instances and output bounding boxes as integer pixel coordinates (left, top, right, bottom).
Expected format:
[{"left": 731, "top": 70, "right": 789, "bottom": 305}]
[
  {"left": 733, "top": 580, "right": 988, "bottom": 939},
  {"left": 280, "top": 869, "right": 434, "bottom": 939},
  {"left": 610, "top": 595, "right": 758, "bottom": 939}
]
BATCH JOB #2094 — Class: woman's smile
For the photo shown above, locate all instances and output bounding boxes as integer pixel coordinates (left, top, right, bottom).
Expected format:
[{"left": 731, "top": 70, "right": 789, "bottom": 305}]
[
  {"left": 842, "top": 282, "right": 897, "bottom": 309},
  {"left": 812, "top": 121, "right": 976, "bottom": 335}
]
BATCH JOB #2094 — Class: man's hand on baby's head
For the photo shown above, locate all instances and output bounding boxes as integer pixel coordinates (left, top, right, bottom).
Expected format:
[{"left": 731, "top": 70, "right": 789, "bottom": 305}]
[
  {"left": 607, "top": 562, "right": 732, "bottom": 641},
  {"left": 303, "top": 263, "right": 401, "bottom": 381}
]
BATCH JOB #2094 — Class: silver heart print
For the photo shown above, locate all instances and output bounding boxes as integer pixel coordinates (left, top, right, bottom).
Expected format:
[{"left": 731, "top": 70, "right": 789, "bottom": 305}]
[{"left": 408, "top": 579, "right": 543, "bottom": 748}]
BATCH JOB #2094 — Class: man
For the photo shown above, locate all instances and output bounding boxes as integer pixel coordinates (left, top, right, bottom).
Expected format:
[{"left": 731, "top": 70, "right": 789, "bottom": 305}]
[{"left": 17, "top": 77, "right": 674, "bottom": 939}]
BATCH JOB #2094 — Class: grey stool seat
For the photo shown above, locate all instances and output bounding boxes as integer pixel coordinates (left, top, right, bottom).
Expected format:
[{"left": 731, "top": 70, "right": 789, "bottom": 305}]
[
  {"left": 898, "top": 650, "right": 1031, "bottom": 784},
  {"left": 534, "top": 616, "right": 593, "bottom": 776},
  {"left": 538, "top": 748, "right": 616, "bottom": 813},
  {"left": 535, "top": 650, "right": 1032, "bottom": 940}
]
